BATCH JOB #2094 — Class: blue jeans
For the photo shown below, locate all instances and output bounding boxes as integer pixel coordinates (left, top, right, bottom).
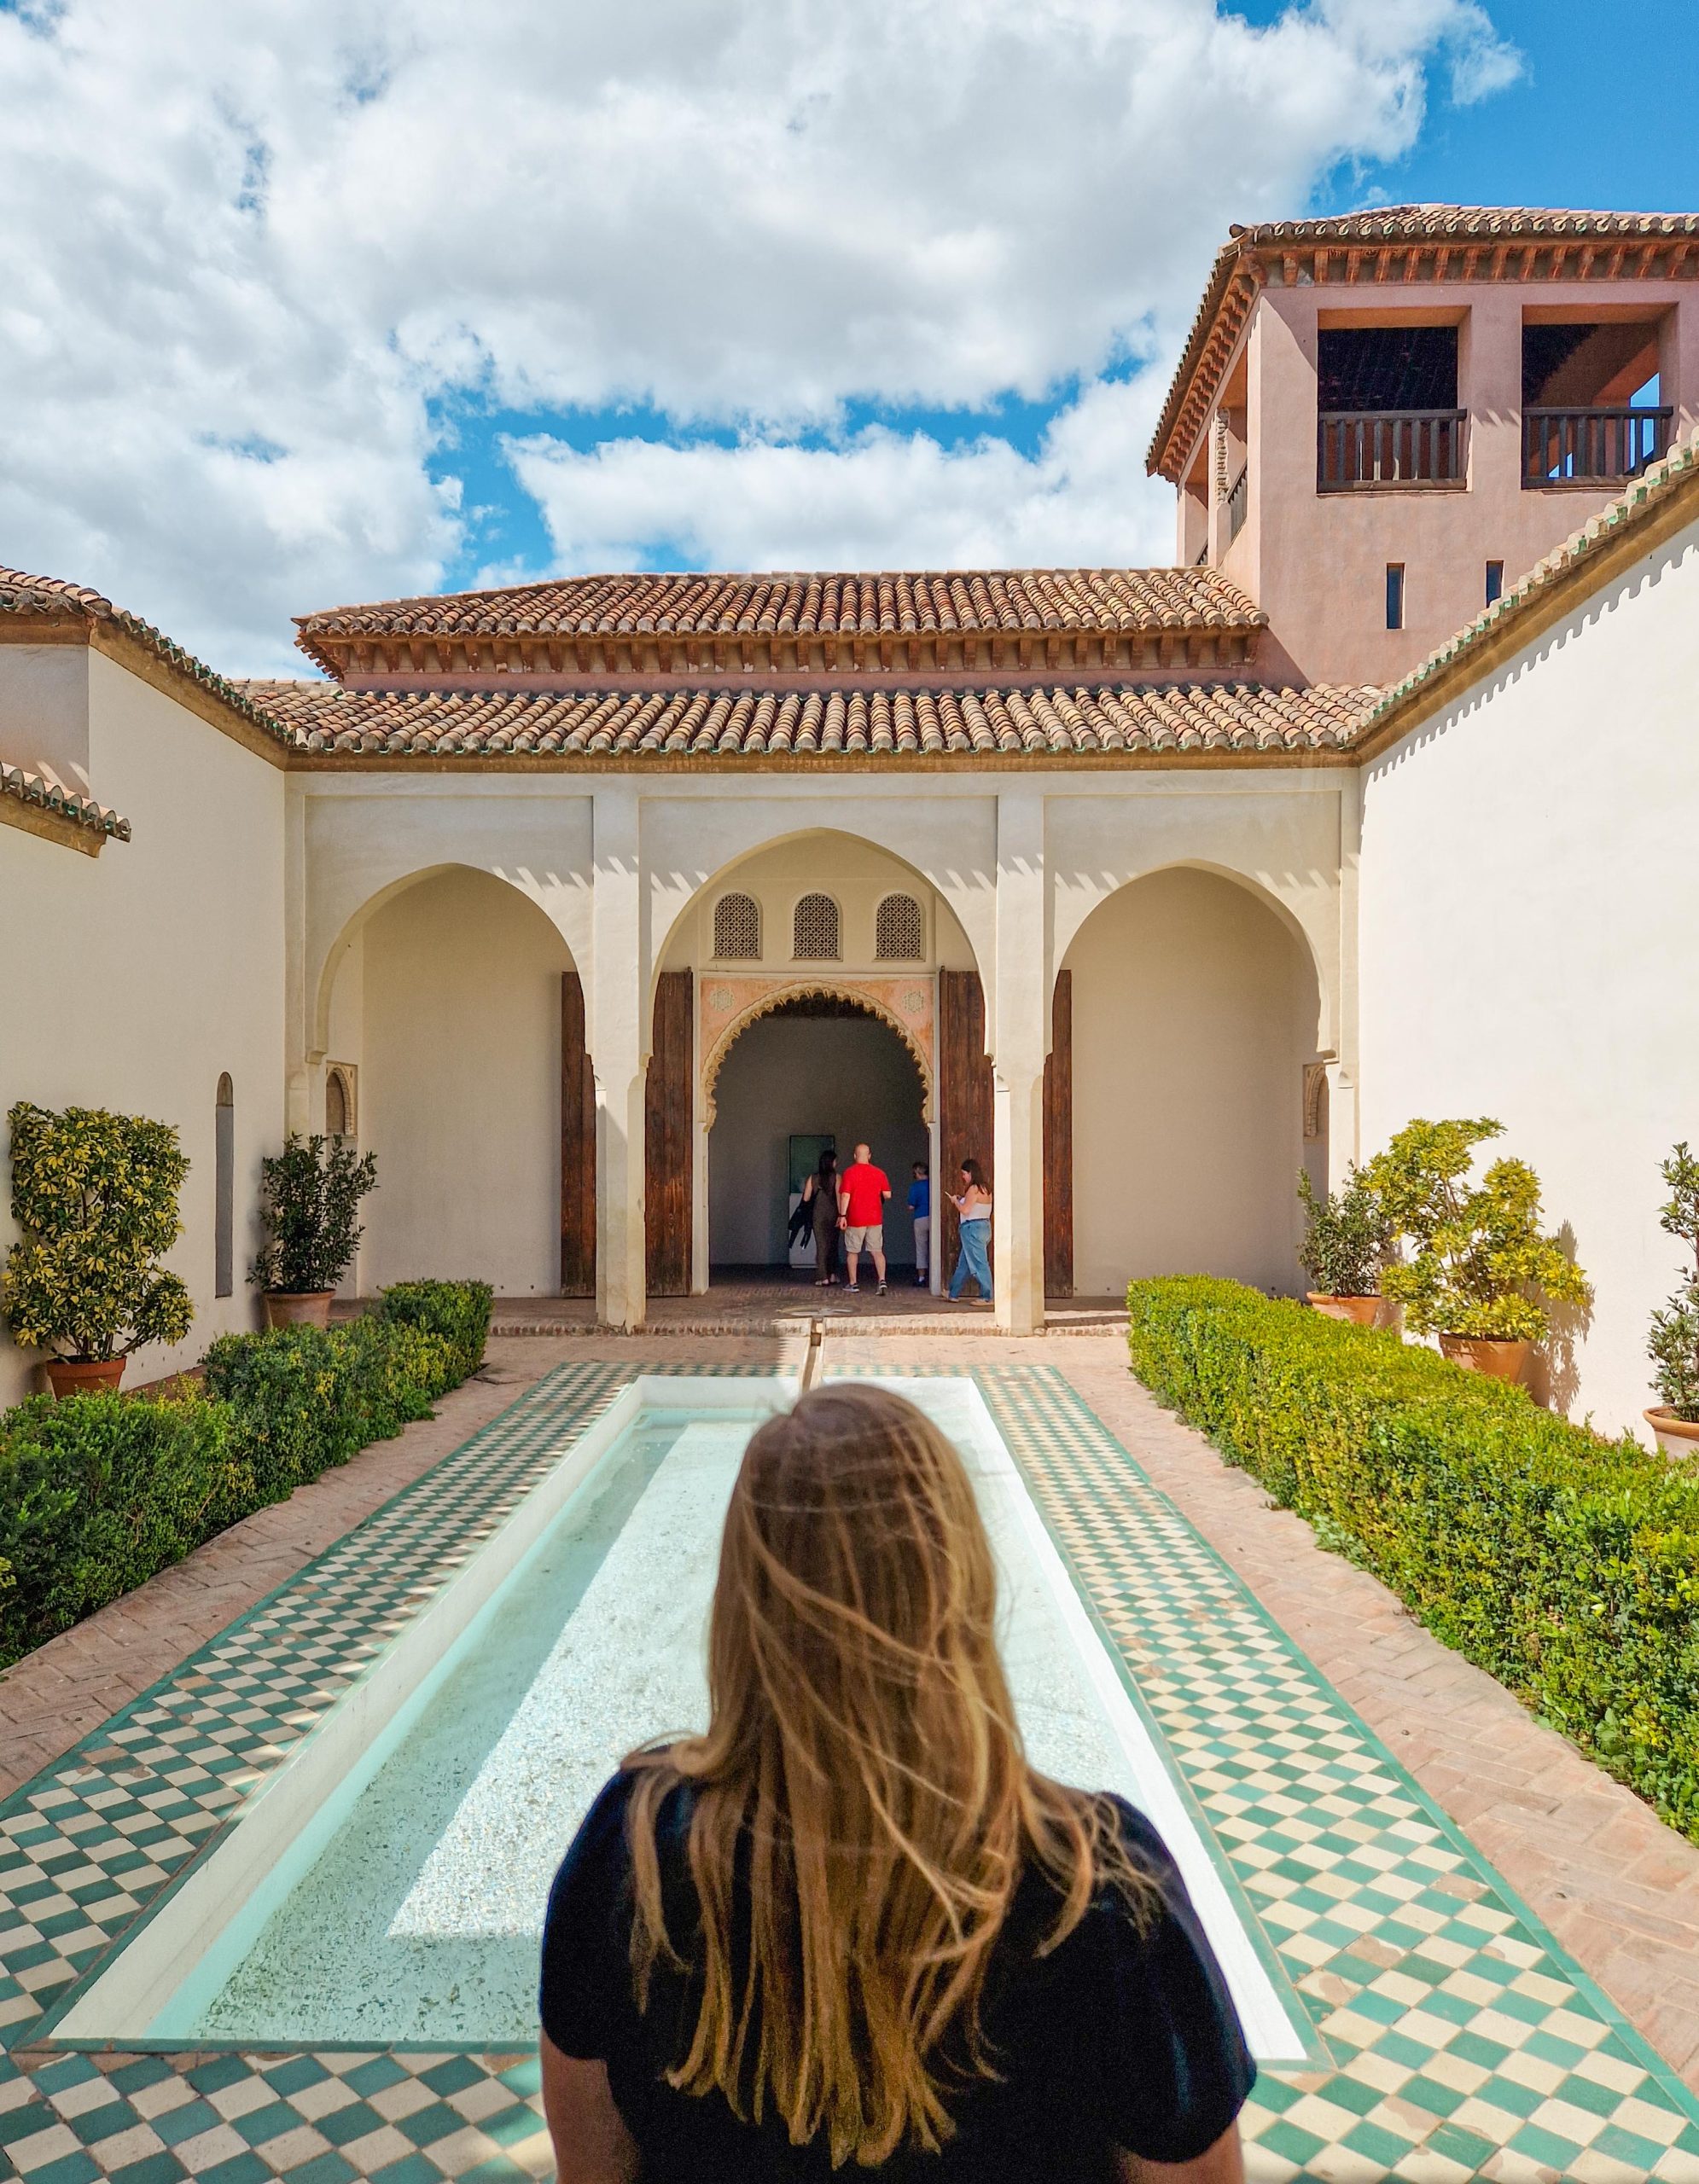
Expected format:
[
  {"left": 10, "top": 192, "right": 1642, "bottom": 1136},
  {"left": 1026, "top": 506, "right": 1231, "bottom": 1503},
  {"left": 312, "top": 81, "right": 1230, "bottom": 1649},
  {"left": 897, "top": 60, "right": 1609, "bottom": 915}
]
[{"left": 950, "top": 1221, "right": 992, "bottom": 1302}]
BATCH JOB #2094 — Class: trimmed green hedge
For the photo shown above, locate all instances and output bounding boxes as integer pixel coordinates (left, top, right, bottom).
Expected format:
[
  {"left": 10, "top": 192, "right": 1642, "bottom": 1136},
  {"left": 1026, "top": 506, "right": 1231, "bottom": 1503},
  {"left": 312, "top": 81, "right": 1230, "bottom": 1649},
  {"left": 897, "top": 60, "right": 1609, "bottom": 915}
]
[
  {"left": 377, "top": 1279, "right": 493, "bottom": 1383},
  {"left": 0, "top": 1280, "right": 493, "bottom": 1671},
  {"left": 1126, "top": 1277, "right": 1699, "bottom": 1839}
]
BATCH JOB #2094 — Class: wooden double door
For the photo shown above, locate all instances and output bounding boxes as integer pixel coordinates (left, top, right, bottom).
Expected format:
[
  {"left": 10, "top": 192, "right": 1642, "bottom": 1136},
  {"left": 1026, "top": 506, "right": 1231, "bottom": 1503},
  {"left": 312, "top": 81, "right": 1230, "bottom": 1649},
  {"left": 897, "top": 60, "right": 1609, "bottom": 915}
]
[
  {"left": 935, "top": 968, "right": 1072, "bottom": 1298},
  {"left": 563, "top": 966, "right": 1068, "bottom": 1300}
]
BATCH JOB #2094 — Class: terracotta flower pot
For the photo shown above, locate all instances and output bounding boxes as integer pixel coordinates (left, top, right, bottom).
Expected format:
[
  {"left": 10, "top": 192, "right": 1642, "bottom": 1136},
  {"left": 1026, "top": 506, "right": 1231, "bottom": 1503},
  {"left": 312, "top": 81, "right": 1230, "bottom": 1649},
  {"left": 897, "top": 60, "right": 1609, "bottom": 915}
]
[
  {"left": 44, "top": 1356, "right": 126, "bottom": 1399},
  {"left": 262, "top": 1290, "right": 335, "bottom": 1330},
  {"left": 1306, "top": 1293, "right": 1380, "bottom": 1327},
  {"left": 1645, "top": 1406, "right": 1699, "bottom": 1460},
  {"left": 1438, "top": 1333, "right": 1529, "bottom": 1385}
]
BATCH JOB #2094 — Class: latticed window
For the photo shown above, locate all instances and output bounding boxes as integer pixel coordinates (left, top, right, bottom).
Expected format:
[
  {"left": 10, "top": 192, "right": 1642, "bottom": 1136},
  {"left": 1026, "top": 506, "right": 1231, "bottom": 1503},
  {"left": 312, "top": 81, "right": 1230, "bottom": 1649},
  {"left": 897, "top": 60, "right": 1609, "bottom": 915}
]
[
  {"left": 792, "top": 892, "right": 841, "bottom": 961},
  {"left": 713, "top": 892, "right": 761, "bottom": 960},
  {"left": 875, "top": 893, "right": 923, "bottom": 961}
]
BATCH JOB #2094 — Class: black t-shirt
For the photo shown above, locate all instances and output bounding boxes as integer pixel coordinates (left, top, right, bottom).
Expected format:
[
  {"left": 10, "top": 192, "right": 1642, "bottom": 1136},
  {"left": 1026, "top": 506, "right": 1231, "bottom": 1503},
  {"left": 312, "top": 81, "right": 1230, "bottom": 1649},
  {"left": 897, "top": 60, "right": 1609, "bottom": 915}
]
[{"left": 540, "top": 1771, "right": 1254, "bottom": 2181}]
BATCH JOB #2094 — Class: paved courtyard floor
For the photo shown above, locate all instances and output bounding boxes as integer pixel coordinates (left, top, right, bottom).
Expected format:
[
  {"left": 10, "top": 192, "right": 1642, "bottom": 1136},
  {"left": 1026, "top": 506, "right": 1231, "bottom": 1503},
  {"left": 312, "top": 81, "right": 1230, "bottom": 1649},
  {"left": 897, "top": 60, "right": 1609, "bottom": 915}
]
[{"left": 1, "top": 1328, "right": 1696, "bottom": 2182}]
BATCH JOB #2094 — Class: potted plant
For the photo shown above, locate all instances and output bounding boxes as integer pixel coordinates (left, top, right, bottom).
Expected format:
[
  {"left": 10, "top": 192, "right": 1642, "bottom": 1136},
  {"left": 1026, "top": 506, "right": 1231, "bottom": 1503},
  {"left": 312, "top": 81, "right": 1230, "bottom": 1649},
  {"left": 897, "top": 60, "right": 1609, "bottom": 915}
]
[
  {"left": 0, "top": 1101, "right": 194, "bottom": 1396},
  {"left": 1646, "top": 1141, "right": 1699, "bottom": 1458},
  {"left": 1297, "top": 1165, "right": 1392, "bottom": 1323},
  {"left": 250, "top": 1133, "right": 377, "bottom": 1328},
  {"left": 1364, "top": 1117, "right": 1590, "bottom": 1384}
]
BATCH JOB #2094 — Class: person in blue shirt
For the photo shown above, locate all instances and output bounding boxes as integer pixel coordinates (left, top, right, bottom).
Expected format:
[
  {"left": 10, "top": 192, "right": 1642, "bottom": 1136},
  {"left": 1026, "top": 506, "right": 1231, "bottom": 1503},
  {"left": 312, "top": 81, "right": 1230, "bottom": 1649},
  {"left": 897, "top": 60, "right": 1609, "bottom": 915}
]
[{"left": 908, "top": 1161, "right": 931, "bottom": 1289}]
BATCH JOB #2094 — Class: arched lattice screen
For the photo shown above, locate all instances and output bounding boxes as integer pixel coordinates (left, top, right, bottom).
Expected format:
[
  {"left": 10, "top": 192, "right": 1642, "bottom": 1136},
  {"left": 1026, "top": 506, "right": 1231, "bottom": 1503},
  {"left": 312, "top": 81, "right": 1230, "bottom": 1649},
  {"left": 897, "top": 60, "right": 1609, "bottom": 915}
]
[
  {"left": 875, "top": 893, "right": 923, "bottom": 961},
  {"left": 713, "top": 892, "right": 761, "bottom": 960},
  {"left": 792, "top": 892, "right": 841, "bottom": 961}
]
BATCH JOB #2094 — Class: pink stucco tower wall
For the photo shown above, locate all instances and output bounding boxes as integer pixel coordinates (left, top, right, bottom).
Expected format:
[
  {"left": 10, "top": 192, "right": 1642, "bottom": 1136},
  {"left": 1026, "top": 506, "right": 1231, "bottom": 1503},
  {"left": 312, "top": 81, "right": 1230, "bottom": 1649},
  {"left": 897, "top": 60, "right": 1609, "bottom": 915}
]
[{"left": 1152, "top": 211, "right": 1699, "bottom": 688}]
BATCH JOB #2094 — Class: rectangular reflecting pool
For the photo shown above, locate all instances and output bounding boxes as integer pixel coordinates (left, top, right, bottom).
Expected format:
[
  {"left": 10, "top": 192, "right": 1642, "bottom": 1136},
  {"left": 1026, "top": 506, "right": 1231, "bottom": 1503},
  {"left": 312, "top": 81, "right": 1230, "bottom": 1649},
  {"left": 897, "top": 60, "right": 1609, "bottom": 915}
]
[{"left": 59, "top": 1376, "right": 1306, "bottom": 2062}]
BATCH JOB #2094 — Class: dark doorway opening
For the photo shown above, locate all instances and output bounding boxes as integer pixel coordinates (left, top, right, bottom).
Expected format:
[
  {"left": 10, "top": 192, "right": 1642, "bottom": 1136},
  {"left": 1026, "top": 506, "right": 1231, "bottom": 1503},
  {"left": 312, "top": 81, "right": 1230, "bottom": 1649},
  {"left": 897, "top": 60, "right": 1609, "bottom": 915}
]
[{"left": 707, "top": 996, "right": 928, "bottom": 1282}]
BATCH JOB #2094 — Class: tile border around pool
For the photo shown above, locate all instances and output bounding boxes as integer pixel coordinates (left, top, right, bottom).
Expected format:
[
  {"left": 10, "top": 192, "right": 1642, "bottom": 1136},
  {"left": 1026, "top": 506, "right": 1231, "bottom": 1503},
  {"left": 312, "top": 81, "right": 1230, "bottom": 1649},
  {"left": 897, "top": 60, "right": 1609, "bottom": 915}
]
[{"left": 0, "top": 1359, "right": 1694, "bottom": 2184}]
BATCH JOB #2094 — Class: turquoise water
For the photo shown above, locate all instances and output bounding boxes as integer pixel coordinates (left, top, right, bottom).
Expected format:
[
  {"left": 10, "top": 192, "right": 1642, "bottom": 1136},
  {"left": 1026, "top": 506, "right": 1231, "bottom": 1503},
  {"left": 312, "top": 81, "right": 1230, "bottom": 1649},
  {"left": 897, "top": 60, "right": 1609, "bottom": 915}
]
[{"left": 118, "top": 1381, "right": 1295, "bottom": 2054}]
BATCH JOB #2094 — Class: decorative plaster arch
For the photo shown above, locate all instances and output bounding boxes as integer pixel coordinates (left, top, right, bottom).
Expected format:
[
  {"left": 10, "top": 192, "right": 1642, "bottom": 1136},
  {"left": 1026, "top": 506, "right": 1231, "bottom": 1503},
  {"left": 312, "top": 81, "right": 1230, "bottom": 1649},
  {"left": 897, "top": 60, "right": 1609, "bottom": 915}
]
[
  {"left": 310, "top": 861, "right": 578, "bottom": 1058},
  {"left": 700, "top": 975, "right": 936, "bottom": 1129},
  {"left": 648, "top": 816, "right": 994, "bottom": 1002},
  {"left": 1054, "top": 857, "right": 1337, "bottom": 1057}
]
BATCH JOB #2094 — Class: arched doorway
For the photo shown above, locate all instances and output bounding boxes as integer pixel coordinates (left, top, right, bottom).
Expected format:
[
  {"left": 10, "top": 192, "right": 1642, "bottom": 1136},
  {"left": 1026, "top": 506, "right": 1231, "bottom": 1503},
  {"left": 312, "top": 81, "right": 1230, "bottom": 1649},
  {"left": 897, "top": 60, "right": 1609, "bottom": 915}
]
[
  {"left": 323, "top": 865, "right": 578, "bottom": 1298},
  {"left": 1062, "top": 866, "right": 1325, "bottom": 1296},
  {"left": 707, "top": 994, "right": 929, "bottom": 1281}
]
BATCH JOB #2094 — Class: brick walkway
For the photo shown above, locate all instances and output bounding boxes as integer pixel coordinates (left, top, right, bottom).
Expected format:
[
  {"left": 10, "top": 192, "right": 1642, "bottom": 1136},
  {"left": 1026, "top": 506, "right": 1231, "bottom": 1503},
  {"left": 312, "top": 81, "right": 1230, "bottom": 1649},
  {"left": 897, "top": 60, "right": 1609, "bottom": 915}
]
[{"left": 3, "top": 1324, "right": 1696, "bottom": 2101}]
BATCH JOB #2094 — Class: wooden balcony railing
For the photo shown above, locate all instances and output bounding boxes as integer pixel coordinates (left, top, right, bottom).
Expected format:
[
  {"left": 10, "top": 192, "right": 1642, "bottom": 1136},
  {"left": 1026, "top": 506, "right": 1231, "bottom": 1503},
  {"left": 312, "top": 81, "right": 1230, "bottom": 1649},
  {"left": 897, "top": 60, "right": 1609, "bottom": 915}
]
[
  {"left": 1522, "top": 405, "right": 1673, "bottom": 487},
  {"left": 1224, "top": 465, "right": 1248, "bottom": 548},
  {"left": 1318, "top": 409, "right": 1468, "bottom": 491}
]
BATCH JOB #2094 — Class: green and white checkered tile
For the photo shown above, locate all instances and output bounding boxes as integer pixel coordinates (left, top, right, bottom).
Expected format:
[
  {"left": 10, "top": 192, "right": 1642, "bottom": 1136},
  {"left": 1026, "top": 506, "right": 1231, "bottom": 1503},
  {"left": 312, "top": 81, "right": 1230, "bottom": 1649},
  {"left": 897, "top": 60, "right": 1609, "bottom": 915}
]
[
  {"left": 0, "top": 1356, "right": 1694, "bottom": 2181},
  {"left": 963, "top": 1364, "right": 1699, "bottom": 2184}
]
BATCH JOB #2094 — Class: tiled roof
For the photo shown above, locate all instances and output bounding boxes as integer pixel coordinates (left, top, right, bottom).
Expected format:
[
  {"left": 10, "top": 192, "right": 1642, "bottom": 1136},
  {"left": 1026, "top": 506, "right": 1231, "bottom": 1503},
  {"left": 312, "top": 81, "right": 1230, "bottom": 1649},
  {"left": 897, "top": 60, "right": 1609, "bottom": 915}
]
[
  {"left": 294, "top": 569, "right": 1266, "bottom": 679},
  {"left": 1355, "top": 427, "right": 1699, "bottom": 752},
  {"left": 240, "top": 678, "right": 1373, "bottom": 761},
  {"left": 1149, "top": 206, "right": 1699, "bottom": 483},
  {"left": 0, "top": 568, "right": 293, "bottom": 750},
  {"left": 0, "top": 761, "right": 131, "bottom": 842}
]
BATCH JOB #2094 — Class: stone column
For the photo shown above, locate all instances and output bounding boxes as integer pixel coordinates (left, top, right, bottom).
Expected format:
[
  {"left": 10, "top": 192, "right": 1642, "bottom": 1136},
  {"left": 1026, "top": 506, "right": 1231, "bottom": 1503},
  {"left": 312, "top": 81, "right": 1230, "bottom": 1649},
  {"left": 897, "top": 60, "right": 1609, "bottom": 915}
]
[
  {"left": 1329, "top": 771, "right": 1362, "bottom": 1188},
  {"left": 589, "top": 786, "right": 648, "bottom": 1329},
  {"left": 991, "top": 788, "right": 1048, "bottom": 1335},
  {"left": 282, "top": 779, "right": 317, "bottom": 1136}
]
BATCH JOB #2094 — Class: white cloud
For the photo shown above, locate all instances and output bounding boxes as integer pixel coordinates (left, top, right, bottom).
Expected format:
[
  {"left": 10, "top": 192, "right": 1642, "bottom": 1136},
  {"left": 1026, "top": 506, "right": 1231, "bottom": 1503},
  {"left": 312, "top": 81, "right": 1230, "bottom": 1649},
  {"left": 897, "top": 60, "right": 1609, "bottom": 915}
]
[
  {"left": 505, "top": 375, "right": 1179, "bottom": 575},
  {"left": 0, "top": 0, "right": 1520, "bottom": 671}
]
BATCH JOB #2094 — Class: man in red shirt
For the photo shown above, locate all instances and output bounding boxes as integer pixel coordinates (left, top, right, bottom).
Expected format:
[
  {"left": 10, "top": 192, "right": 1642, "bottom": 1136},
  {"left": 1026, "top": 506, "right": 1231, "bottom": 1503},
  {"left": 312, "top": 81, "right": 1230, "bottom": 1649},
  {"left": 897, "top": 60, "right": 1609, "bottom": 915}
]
[{"left": 836, "top": 1142, "right": 892, "bottom": 1295}]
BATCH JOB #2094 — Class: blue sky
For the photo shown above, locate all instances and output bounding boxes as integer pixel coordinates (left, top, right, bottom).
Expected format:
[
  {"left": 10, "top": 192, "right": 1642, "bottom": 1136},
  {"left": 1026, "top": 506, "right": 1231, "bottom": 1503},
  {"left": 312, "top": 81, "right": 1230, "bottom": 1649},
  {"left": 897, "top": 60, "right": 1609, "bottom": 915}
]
[
  {"left": 427, "top": 0, "right": 1699, "bottom": 599},
  {"left": 1, "top": 0, "right": 1692, "bottom": 671}
]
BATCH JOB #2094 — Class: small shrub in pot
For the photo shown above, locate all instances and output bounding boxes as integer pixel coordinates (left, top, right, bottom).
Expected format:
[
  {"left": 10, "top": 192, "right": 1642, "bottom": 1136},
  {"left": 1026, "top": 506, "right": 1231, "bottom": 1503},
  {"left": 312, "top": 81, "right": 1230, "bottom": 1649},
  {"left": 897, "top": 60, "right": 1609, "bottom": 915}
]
[
  {"left": 249, "top": 1133, "right": 377, "bottom": 1326},
  {"left": 1647, "top": 1141, "right": 1699, "bottom": 1454},
  {"left": 1296, "top": 1166, "right": 1392, "bottom": 1318},
  {"left": 0, "top": 1101, "right": 193, "bottom": 1392},
  {"left": 1364, "top": 1117, "right": 1589, "bottom": 1379}
]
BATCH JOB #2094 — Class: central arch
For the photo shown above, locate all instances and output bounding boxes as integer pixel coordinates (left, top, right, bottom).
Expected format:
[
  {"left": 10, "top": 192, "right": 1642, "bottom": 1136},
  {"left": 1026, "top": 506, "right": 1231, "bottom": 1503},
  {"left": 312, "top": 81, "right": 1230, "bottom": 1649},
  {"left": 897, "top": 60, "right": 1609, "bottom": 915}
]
[
  {"left": 705, "top": 990, "right": 932, "bottom": 1283},
  {"left": 701, "top": 975, "right": 935, "bottom": 1127}
]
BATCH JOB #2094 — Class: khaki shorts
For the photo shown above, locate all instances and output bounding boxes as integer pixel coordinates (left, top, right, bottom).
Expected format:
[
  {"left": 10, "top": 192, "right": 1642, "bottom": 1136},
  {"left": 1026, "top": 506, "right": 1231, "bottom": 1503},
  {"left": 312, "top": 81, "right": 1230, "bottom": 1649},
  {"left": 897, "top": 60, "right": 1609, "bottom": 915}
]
[{"left": 843, "top": 1223, "right": 883, "bottom": 1253}]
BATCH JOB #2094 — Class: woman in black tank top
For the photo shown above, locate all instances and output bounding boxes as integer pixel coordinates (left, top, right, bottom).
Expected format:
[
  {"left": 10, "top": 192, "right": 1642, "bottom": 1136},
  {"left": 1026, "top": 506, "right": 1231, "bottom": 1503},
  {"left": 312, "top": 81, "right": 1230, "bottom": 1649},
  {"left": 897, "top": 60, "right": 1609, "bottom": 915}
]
[{"left": 539, "top": 1384, "right": 1252, "bottom": 2181}]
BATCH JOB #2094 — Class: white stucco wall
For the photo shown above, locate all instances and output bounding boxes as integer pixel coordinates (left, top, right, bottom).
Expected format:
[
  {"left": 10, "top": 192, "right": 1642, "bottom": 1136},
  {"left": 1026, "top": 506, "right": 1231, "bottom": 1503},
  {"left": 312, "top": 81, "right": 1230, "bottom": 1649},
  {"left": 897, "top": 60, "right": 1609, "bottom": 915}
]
[
  {"left": 1359, "top": 519, "right": 1699, "bottom": 1438},
  {"left": 355, "top": 866, "right": 573, "bottom": 1296},
  {"left": 1065, "top": 866, "right": 1322, "bottom": 1298},
  {"left": 0, "top": 648, "right": 286, "bottom": 1403}
]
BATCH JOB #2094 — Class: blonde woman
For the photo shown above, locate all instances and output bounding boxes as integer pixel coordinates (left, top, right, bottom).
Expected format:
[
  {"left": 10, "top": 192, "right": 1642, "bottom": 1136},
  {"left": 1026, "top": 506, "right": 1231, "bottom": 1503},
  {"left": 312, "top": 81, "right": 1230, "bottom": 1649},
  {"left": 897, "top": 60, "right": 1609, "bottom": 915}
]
[{"left": 539, "top": 1385, "right": 1252, "bottom": 2181}]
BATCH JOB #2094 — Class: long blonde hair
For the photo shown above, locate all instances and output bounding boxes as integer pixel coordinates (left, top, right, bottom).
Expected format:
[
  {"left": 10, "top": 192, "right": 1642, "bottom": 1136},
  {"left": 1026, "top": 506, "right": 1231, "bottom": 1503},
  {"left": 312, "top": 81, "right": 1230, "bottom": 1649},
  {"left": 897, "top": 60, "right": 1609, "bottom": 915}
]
[{"left": 623, "top": 1384, "right": 1156, "bottom": 2168}]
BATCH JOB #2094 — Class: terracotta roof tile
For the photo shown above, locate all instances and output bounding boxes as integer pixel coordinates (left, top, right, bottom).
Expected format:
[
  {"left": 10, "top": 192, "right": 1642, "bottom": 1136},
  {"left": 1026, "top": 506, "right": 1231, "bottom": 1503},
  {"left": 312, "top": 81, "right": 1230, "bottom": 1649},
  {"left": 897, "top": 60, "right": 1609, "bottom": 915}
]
[
  {"left": 238, "top": 679, "right": 1373, "bottom": 762},
  {"left": 1354, "top": 427, "right": 1699, "bottom": 750},
  {"left": 0, "top": 568, "right": 293, "bottom": 750},
  {"left": 0, "top": 761, "right": 131, "bottom": 842},
  {"left": 293, "top": 568, "right": 1265, "bottom": 675},
  {"left": 1149, "top": 205, "right": 1699, "bottom": 482}
]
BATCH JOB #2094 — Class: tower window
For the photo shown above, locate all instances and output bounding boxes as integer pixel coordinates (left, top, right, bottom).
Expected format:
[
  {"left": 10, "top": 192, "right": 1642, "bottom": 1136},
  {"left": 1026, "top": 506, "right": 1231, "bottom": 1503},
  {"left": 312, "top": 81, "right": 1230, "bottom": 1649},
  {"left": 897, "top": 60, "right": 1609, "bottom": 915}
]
[
  {"left": 1485, "top": 560, "right": 1504, "bottom": 607},
  {"left": 713, "top": 892, "right": 761, "bottom": 961},
  {"left": 1385, "top": 565, "right": 1405, "bottom": 631}
]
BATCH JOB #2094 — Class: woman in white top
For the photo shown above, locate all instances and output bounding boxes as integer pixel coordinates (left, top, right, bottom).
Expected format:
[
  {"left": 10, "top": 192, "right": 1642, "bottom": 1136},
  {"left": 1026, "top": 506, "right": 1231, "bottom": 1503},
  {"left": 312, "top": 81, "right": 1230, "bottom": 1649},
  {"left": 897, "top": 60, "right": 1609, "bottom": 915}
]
[{"left": 947, "top": 1159, "right": 992, "bottom": 1306}]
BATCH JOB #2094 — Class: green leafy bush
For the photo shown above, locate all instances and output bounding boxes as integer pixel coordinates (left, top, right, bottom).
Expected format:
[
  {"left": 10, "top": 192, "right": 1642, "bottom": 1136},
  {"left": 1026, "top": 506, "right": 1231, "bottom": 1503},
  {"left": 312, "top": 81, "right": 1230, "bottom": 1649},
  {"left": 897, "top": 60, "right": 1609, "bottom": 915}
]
[
  {"left": 250, "top": 1133, "right": 378, "bottom": 1295},
  {"left": 378, "top": 1280, "right": 493, "bottom": 1382},
  {"left": 0, "top": 1279, "right": 492, "bottom": 1670},
  {"left": 1364, "top": 1117, "right": 1590, "bottom": 1342},
  {"left": 1126, "top": 1276, "right": 1699, "bottom": 1838},
  {"left": 2, "top": 1101, "right": 194, "bottom": 1362},
  {"left": 0, "top": 1391, "right": 249, "bottom": 1665},
  {"left": 1296, "top": 1165, "right": 1393, "bottom": 1297},
  {"left": 1650, "top": 1143, "right": 1699, "bottom": 1423}
]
